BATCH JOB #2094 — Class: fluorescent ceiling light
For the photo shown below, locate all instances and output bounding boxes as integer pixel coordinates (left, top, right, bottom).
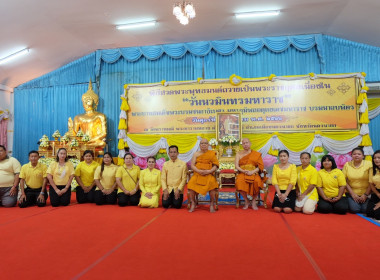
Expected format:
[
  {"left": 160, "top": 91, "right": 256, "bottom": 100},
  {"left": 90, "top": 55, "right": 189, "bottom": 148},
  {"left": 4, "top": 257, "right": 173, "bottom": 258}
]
[
  {"left": 116, "top": 21, "right": 156, "bottom": 30},
  {"left": 0, "top": 48, "right": 30, "bottom": 65},
  {"left": 235, "top": 10, "right": 280, "bottom": 19}
]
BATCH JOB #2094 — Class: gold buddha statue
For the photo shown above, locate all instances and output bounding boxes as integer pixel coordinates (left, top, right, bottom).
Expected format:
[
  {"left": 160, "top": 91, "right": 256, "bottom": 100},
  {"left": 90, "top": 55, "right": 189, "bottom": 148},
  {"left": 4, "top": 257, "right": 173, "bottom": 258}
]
[{"left": 70, "top": 81, "right": 107, "bottom": 148}]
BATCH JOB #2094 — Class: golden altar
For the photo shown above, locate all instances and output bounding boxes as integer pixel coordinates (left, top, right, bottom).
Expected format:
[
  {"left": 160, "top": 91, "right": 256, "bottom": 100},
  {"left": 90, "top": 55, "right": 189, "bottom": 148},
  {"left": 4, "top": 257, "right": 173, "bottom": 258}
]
[
  {"left": 216, "top": 145, "right": 240, "bottom": 207},
  {"left": 38, "top": 140, "right": 98, "bottom": 159}
]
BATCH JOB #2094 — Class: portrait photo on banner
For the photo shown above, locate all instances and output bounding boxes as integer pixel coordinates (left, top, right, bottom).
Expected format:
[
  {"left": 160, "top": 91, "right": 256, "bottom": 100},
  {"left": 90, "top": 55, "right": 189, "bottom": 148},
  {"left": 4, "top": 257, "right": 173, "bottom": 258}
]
[{"left": 216, "top": 113, "right": 242, "bottom": 141}]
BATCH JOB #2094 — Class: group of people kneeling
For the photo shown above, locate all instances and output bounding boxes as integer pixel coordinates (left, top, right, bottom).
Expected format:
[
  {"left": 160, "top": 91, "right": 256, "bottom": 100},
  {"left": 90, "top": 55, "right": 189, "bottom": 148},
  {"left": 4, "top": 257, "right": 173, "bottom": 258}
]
[
  {"left": 0, "top": 142, "right": 379, "bottom": 220},
  {"left": 0, "top": 145, "right": 187, "bottom": 209},
  {"left": 271, "top": 147, "right": 380, "bottom": 219}
]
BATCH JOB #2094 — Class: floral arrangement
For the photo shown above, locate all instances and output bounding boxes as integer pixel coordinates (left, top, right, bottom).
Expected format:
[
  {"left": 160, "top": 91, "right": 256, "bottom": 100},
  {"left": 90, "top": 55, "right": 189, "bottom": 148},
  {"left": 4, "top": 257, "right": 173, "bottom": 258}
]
[
  {"left": 219, "top": 162, "right": 235, "bottom": 170},
  {"left": 52, "top": 130, "right": 61, "bottom": 138},
  {"left": 229, "top": 74, "right": 243, "bottom": 86},
  {"left": 155, "top": 158, "right": 166, "bottom": 170},
  {"left": 209, "top": 138, "right": 218, "bottom": 146},
  {"left": 262, "top": 155, "right": 278, "bottom": 169},
  {"left": 132, "top": 156, "right": 167, "bottom": 171},
  {"left": 134, "top": 156, "right": 148, "bottom": 169},
  {"left": 315, "top": 152, "right": 352, "bottom": 170},
  {"left": 129, "top": 150, "right": 168, "bottom": 171},
  {"left": 69, "top": 158, "right": 80, "bottom": 169},
  {"left": 155, "top": 150, "right": 169, "bottom": 162},
  {"left": 61, "top": 134, "right": 70, "bottom": 143},
  {"left": 268, "top": 74, "right": 276, "bottom": 81},
  {"left": 40, "top": 134, "right": 49, "bottom": 142},
  {"left": 69, "top": 139, "right": 79, "bottom": 148},
  {"left": 39, "top": 157, "right": 80, "bottom": 169},
  {"left": 39, "top": 140, "right": 50, "bottom": 148},
  {"left": 219, "top": 135, "right": 239, "bottom": 146},
  {"left": 38, "top": 157, "right": 55, "bottom": 166},
  {"left": 81, "top": 134, "right": 90, "bottom": 142},
  {"left": 76, "top": 130, "right": 84, "bottom": 137}
]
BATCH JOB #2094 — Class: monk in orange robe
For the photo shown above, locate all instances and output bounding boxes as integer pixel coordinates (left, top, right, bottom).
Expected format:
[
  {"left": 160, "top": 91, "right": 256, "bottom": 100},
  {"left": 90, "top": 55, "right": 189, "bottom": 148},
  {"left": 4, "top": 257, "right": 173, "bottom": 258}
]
[
  {"left": 188, "top": 138, "right": 219, "bottom": 213},
  {"left": 235, "top": 138, "right": 264, "bottom": 210}
]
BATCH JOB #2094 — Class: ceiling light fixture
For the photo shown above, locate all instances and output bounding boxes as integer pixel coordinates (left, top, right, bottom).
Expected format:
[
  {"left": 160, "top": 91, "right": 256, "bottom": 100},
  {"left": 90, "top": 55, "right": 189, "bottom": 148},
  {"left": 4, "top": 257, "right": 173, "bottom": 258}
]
[
  {"left": 0, "top": 48, "right": 30, "bottom": 65},
  {"left": 173, "top": 2, "right": 196, "bottom": 25},
  {"left": 116, "top": 21, "right": 156, "bottom": 30},
  {"left": 235, "top": 10, "right": 280, "bottom": 19}
]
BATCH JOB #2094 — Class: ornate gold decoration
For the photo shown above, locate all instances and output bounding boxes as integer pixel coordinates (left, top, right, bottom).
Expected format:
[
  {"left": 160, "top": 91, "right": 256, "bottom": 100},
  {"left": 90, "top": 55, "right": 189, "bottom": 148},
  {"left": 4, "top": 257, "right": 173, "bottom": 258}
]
[
  {"left": 337, "top": 83, "right": 351, "bottom": 94},
  {"left": 327, "top": 89, "right": 336, "bottom": 96}
]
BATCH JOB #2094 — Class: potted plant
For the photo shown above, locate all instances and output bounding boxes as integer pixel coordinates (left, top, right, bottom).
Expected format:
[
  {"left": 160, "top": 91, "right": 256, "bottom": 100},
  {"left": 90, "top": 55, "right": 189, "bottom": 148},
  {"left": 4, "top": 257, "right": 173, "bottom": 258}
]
[
  {"left": 219, "top": 135, "right": 239, "bottom": 157},
  {"left": 69, "top": 139, "right": 79, "bottom": 150},
  {"left": 52, "top": 130, "right": 61, "bottom": 141}
]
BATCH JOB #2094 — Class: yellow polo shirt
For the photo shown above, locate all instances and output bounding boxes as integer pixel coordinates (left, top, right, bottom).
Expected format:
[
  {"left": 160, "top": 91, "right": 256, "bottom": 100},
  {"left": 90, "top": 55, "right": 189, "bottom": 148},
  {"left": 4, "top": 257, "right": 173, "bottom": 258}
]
[
  {"left": 161, "top": 159, "right": 187, "bottom": 193},
  {"left": 74, "top": 161, "right": 99, "bottom": 187},
  {"left": 140, "top": 168, "right": 161, "bottom": 194},
  {"left": 47, "top": 161, "right": 75, "bottom": 186},
  {"left": 369, "top": 168, "right": 380, "bottom": 189},
  {"left": 19, "top": 162, "right": 47, "bottom": 189},
  {"left": 94, "top": 164, "right": 118, "bottom": 190},
  {"left": 296, "top": 164, "right": 319, "bottom": 201},
  {"left": 115, "top": 164, "right": 140, "bottom": 193},
  {"left": 272, "top": 164, "right": 297, "bottom": 191},
  {"left": 0, "top": 157, "right": 21, "bottom": 188},
  {"left": 343, "top": 160, "right": 372, "bottom": 196},
  {"left": 317, "top": 169, "right": 346, "bottom": 198}
]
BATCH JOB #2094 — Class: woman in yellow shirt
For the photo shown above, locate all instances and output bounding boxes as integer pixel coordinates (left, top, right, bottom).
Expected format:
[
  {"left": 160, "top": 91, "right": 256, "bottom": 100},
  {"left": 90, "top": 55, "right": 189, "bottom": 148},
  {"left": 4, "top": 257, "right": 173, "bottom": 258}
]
[
  {"left": 139, "top": 157, "right": 161, "bottom": 208},
  {"left": 316, "top": 155, "right": 348, "bottom": 214},
  {"left": 272, "top": 150, "right": 297, "bottom": 213},
  {"left": 116, "top": 153, "right": 140, "bottom": 206},
  {"left": 47, "top": 148, "right": 74, "bottom": 207},
  {"left": 366, "top": 150, "right": 380, "bottom": 220},
  {"left": 94, "top": 152, "right": 118, "bottom": 205},
  {"left": 343, "top": 147, "right": 372, "bottom": 213},
  {"left": 74, "top": 150, "right": 99, "bottom": 203}
]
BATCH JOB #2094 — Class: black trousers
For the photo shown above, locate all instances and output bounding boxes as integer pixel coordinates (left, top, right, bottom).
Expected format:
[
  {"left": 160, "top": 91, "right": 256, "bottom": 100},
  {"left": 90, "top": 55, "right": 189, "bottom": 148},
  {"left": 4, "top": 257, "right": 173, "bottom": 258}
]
[
  {"left": 318, "top": 196, "right": 348, "bottom": 214},
  {"left": 18, "top": 187, "right": 48, "bottom": 208},
  {"left": 162, "top": 191, "right": 183, "bottom": 209},
  {"left": 76, "top": 186, "right": 96, "bottom": 204},
  {"left": 272, "top": 190, "right": 296, "bottom": 210},
  {"left": 366, "top": 190, "right": 380, "bottom": 220},
  {"left": 94, "top": 190, "right": 117, "bottom": 205},
  {"left": 117, "top": 191, "right": 141, "bottom": 207},
  {"left": 49, "top": 185, "right": 71, "bottom": 207}
]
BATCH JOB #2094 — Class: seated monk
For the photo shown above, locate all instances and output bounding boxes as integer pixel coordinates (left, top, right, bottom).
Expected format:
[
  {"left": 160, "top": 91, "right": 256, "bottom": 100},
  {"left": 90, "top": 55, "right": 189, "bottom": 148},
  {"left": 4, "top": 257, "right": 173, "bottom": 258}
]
[
  {"left": 235, "top": 138, "right": 264, "bottom": 210},
  {"left": 188, "top": 138, "right": 219, "bottom": 213}
]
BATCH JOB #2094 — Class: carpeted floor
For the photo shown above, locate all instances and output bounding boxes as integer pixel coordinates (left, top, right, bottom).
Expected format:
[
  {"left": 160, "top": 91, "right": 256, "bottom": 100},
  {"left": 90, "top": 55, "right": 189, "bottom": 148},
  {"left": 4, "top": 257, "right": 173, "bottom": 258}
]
[{"left": 0, "top": 189, "right": 379, "bottom": 280}]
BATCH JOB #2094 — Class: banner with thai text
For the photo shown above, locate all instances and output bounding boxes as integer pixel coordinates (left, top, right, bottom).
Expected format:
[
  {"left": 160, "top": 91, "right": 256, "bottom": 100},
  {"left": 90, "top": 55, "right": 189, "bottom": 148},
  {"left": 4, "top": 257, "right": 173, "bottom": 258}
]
[{"left": 127, "top": 77, "right": 358, "bottom": 134}]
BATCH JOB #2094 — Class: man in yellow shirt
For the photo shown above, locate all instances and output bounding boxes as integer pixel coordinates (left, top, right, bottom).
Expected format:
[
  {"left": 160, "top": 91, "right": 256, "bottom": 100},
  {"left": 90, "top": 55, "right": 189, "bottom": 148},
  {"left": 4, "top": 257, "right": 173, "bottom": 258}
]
[
  {"left": 0, "top": 145, "right": 21, "bottom": 207},
  {"left": 18, "top": 150, "right": 48, "bottom": 207},
  {"left": 295, "top": 152, "right": 318, "bottom": 214},
  {"left": 161, "top": 145, "right": 187, "bottom": 209}
]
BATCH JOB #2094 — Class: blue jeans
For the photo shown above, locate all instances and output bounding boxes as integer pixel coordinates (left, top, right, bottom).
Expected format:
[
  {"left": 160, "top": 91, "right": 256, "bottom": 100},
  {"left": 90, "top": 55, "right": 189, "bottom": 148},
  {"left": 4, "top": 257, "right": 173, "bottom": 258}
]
[{"left": 347, "top": 196, "right": 368, "bottom": 213}]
